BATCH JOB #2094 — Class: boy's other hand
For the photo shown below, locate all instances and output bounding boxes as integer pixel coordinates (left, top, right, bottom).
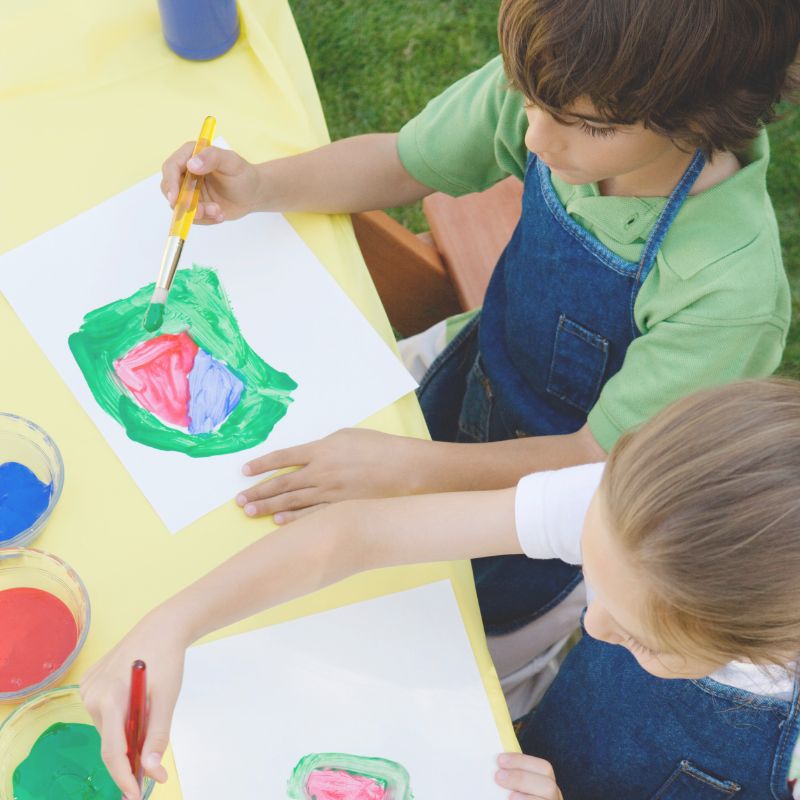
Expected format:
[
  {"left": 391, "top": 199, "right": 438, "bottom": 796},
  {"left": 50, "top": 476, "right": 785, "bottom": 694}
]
[
  {"left": 160, "top": 143, "right": 262, "bottom": 224},
  {"left": 237, "top": 428, "right": 428, "bottom": 523},
  {"left": 495, "top": 753, "right": 563, "bottom": 800}
]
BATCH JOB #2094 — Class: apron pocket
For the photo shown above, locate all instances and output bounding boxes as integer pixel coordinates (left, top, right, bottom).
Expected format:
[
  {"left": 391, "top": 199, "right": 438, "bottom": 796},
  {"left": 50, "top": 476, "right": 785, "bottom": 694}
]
[
  {"left": 458, "top": 354, "right": 494, "bottom": 443},
  {"left": 546, "top": 314, "right": 609, "bottom": 414},
  {"left": 651, "top": 760, "right": 741, "bottom": 799}
]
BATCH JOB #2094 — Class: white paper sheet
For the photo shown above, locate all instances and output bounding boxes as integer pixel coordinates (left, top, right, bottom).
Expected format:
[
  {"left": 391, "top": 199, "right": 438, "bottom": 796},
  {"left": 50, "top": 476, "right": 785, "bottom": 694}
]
[
  {"left": 172, "top": 580, "right": 507, "bottom": 799},
  {"left": 0, "top": 162, "right": 416, "bottom": 532}
]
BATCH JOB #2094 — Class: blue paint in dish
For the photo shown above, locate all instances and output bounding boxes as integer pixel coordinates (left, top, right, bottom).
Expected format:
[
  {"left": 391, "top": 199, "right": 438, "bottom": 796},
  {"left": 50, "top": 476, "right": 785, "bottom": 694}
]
[{"left": 0, "top": 462, "right": 53, "bottom": 541}]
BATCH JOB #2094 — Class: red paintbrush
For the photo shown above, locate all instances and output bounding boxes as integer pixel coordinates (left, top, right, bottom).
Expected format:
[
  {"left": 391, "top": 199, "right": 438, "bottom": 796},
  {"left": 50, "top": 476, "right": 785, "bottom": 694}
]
[{"left": 125, "top": 659, "right": 147, "bottom": 792}]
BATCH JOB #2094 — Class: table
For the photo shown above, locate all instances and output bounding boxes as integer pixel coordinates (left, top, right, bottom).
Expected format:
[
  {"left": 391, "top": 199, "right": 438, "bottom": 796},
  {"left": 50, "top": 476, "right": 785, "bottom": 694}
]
[{"left": 0, "top": 2, "right": 517, "bottom": 795}]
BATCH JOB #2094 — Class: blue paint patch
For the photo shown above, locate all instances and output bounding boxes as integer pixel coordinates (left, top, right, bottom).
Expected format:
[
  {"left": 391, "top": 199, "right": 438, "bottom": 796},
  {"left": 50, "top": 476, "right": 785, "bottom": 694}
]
[
  {"left": 187, "top": 349, "right": 245, "bottom": 435},
  {"left": 0, "top": 462, "right": 52, "bottom": 541}
]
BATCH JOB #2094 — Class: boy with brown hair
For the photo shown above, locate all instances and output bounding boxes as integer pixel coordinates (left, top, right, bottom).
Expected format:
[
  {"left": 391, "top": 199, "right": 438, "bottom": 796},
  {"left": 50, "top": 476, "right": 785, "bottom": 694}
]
[{"left": 154, "top": 0, "right": 799, "bottom": 792}]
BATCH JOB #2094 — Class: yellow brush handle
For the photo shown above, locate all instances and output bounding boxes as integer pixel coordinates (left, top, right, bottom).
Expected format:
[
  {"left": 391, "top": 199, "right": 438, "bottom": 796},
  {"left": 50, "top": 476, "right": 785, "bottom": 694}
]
[{"left": 169, "top": 116, "right": 217, "bottom": 239}]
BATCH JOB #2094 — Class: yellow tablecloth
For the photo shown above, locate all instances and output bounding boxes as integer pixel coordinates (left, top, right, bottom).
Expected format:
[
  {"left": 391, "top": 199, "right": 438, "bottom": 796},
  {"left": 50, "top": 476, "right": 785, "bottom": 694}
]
[{"left": 0, "top": 1, "right": 517, "bottom": 794}]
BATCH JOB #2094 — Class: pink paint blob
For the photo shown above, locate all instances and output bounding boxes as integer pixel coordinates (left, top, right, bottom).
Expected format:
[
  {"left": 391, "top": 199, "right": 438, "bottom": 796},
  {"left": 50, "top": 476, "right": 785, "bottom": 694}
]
[
  {"left": 114, "top": 332, "right": 198, "bottom": 428},
  {"left": 306, "top": 769, "right": 386, "bottom": 800},
  {"left": 0, "top": 587, "right": 78, "bottom": 692}
]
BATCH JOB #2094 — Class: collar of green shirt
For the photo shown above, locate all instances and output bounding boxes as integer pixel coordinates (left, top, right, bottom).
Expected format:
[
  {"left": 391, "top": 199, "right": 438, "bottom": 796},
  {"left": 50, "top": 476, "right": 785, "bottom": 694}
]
[{"left": 550, "top": 130, "right": 770, "bottom": 280}]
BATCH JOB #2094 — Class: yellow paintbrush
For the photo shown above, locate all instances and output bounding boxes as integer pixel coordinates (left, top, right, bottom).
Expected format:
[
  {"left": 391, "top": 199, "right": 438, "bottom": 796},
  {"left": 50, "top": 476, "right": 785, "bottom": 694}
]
[{"left": 143, "top": 115, "right": 217, "bottom": 332}]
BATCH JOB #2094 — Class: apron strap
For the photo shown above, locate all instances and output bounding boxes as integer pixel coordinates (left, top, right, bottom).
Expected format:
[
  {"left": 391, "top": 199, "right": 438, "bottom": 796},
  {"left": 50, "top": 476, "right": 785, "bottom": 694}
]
[{"left": 636, "top": 149, "right": 706, "bottom": 284}]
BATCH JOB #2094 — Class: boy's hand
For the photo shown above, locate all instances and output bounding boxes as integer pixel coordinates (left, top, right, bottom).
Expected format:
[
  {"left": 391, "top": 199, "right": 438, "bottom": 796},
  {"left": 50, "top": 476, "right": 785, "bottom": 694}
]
[
  {"left": 237, "top": 428, "right": 429, "bottom": 522},
  {"left": 80, "top": 613, "right": 190, "bottom": 800},
  {"left": 495, "top": 754, "right": 563, "bottom": 800},
  {"left": 160, "top": 143, "right": 263, "bottom": 224}
]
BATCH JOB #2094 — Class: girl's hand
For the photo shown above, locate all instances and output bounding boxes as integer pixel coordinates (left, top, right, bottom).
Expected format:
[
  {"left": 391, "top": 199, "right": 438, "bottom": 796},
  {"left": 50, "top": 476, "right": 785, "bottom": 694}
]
[
  {"left": 237, "top": 428, "right": 429, "bottom": 522},
  {"left": 80, "top": 612, "right": 190, "bottom": 800},
  {"left": 495, "top": 753, "right": 563, "bottom": 800},
  {"left": 160, "top": 143, "right": 263, "bottom": 224}
]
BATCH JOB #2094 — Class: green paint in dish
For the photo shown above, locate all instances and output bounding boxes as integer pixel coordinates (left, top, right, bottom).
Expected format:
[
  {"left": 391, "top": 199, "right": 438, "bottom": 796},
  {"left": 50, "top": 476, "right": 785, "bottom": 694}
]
[
  {"left": 12, "top": 722, "right": 121, "bottom": 799},
  {"left": 69, "top": 265, "right": 297, "bottom": 457}
]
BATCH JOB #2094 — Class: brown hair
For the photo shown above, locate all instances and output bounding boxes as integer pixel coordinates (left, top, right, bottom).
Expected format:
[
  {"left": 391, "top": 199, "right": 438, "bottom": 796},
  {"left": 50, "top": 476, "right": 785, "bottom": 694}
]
[
  {"left": 498, "top": 0, "right": 800, "bottom": 154},
  {"left": 601, "top": 379, "right": 800, "bottom": 667}
]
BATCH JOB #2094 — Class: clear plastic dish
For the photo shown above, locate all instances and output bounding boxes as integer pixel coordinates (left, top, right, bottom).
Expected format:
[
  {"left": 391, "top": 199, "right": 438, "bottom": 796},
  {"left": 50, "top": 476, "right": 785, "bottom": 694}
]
[
  {"left": 0, "top": 548, "right": 90, "bottom": 702},
  {"left": 0, "top": 684, "right": 155, "bottom": 799},
  {"left": 0, "top": 413, "right": 64, "bottom": 548}
]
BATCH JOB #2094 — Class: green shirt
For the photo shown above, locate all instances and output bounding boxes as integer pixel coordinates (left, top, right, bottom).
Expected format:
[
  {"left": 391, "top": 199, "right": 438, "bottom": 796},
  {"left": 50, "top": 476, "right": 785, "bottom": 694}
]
[{"left": 397, "top": 56, "right": 790, "bottom": 451}]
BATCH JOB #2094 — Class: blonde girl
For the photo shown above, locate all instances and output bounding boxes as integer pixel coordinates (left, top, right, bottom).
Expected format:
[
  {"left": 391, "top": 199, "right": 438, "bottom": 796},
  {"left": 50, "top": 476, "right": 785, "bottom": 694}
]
[{"left": 83, "top": 379, "right": 800, "bottom": 799}]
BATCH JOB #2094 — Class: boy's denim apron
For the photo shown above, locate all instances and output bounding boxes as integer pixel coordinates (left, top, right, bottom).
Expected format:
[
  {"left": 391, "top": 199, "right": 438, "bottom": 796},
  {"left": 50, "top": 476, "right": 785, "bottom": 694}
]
[
  {"left": 517, "top": 624, "right": 800, "bottom": 799},
  {"left": 418, "top": 150, "right": 705, "bottom": 634}
]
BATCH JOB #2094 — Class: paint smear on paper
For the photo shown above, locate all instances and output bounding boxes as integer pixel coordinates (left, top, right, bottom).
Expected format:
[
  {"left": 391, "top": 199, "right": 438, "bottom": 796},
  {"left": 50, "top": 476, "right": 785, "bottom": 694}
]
[
  {"left": 306, "top": 769, "right": 387, "bottom": 800},
  {"left": 0, "top": 587, "right": 78, "bottom": 692},
  {"left": 113, "top": 331, "right": 198, "bottom": 428},
  {"left": 69, "top": 266, "right": 297, "bottom": 457},
  {"left": 0, "top": 462, "right": 52, "bottom": 541},
  {"left": 187, "top": 349, "right": 244, "bottom": 434},
  {"left": 287, "top": 753, "right": 414, "bottom": 800},
  {"left": 12, "top": 722, "right": 119, "bottom": 800}
]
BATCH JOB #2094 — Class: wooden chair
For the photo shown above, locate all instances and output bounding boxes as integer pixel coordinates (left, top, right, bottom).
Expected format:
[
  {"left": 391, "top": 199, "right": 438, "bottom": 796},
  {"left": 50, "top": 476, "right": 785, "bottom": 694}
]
[{"left": 352, "top": 176, "right": 523, "bottom": 338}]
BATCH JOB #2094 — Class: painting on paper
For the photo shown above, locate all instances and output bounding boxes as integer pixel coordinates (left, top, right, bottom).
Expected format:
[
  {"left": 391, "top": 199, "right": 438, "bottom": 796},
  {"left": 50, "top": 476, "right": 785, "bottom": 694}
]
[
  {"left": 0, "top": 155, "right": 416, "bottom": 532},
  {"left": 69, "top": 266, "right": 296, "bottom": 457},
  {"left": 170, "top": 581, "right": 507, "bottom": 798},
  {"left": 287, "top": 753, "right": 414, "bottom": 800}
]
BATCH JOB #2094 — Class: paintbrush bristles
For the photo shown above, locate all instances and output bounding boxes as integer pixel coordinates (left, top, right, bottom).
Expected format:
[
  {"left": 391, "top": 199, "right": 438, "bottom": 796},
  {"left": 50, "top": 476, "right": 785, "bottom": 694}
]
[{"left": 143, "top": 302, "right": 164, "bottom": 332}]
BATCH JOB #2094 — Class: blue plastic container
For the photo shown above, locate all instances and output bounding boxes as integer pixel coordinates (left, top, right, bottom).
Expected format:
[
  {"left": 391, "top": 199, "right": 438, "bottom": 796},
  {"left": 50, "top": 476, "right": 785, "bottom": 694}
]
[{"left": 157, "top": 0, "right": 240, "bottom": 61}]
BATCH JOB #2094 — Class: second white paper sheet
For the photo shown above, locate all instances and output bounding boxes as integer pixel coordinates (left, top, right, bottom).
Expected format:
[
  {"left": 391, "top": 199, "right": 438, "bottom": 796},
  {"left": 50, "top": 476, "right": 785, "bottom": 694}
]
[
  {"left": 171, "top": 580, "right": 507, "bottom": 799},
  {"left": 0, "top": 163, "right": 416, "bottom": 532}
]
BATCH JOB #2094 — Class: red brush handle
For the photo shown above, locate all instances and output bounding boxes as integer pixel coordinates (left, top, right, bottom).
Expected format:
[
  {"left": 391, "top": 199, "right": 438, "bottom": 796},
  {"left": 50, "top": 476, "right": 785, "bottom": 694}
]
[{"left": 125, "top": 659, "right": 147, "bottom": 788}]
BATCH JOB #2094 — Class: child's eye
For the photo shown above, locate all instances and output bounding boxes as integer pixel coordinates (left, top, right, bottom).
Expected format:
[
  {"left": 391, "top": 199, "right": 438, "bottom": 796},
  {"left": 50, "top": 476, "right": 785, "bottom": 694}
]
[{"left": 578, "top": 120, "right": 617, "bottom": 139}]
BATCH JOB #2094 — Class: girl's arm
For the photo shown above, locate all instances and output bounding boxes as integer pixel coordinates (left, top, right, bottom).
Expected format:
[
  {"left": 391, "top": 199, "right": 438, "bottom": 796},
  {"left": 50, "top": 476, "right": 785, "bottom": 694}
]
[
  {"left": 176, "top": 490, "right": 518, "bottom": 642},
  {"left": 81, "top": 489, "right": 519, "bottom": 799}
]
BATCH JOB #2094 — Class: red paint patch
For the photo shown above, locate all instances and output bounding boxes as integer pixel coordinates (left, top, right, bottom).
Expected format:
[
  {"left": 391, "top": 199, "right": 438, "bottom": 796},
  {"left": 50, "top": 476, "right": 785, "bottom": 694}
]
[
  {"left": 306, "top": 769, "right": 386, "bottom": 800},
  {"left": 0, "top": 587, "right": 78, "bottom": 692},
  {"left": 114, "top": 332, "right": 199, "bottom": 428}
]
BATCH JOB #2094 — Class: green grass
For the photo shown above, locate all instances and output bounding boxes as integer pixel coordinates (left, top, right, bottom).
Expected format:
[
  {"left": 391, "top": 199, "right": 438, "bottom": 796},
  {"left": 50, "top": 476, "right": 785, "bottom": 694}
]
[
  {"left": 290, "top": 1, "right": 799, "bottom": 372},
  {"left": 290, "top": 0, "right": 501, "bottom": 231},
  {"left": 767, "top": 103, "right": 800, "bottom": 377}
]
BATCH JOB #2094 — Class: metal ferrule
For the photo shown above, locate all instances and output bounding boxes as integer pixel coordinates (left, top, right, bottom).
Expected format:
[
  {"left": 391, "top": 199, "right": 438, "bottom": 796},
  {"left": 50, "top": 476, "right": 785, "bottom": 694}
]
[{"left": 156, "top": 235, "right": 185, "bottom": 291}]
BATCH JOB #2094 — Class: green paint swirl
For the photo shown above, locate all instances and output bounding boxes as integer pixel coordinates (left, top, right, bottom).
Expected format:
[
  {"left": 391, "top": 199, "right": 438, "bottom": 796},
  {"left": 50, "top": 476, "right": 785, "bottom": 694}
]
[
  {"left": 68, "top": 266, "right": 297, "bottom": 457},
  {"left": 287, "top": 752, "right": 414, "bottom": 800},
  {"left": 12, "top": 722, "right": 120, "bottom": 799}
]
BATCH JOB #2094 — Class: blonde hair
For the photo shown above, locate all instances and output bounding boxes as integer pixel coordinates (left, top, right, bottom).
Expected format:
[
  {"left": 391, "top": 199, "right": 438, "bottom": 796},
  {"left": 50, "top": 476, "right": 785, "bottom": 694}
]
[{"left": 602, "top": 378, "right": 800, "bottom": 667}]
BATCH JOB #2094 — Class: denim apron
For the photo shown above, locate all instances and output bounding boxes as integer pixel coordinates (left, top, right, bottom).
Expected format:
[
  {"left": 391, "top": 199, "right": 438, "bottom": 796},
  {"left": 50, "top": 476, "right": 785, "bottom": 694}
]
[
  {"left": 517, "top": 625, "right": 800, "bottom": 799},
  {"left": 418, "top": 150, "right": 706, "bottom": 634}
]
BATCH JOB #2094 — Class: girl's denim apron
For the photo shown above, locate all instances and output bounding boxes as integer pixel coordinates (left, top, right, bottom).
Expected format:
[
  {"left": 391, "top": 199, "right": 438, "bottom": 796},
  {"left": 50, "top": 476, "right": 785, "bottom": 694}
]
[
  {"left": 518, "top": 624, "right": 800, "bottom": 799},
  {"left": 418, "top": 150, "right": 705, "bottom": 635}
]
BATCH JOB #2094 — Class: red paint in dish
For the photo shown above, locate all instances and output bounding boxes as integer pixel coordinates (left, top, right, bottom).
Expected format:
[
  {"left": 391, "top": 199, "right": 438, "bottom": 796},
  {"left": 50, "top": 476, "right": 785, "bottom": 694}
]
[{"left": 0, "top": 587, "right": 78, "bottom": 692}]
